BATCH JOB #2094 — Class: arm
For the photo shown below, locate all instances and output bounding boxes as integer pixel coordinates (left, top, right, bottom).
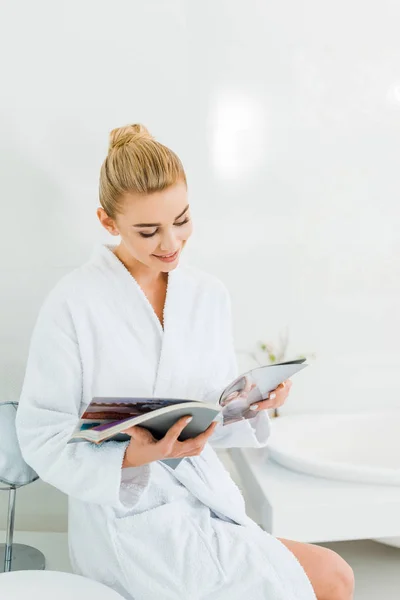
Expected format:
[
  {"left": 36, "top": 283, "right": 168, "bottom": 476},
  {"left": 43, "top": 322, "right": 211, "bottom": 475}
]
[
  {"left": 207, "top": 287, "right": 271, "bottom": 449},
  {"left": 16, "top": 291, "right": 149, "bottom": 511}
]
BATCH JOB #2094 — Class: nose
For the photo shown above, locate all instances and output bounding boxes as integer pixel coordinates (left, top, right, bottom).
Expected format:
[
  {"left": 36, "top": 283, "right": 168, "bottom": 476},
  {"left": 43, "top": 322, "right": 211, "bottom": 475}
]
[{"left": 158, "top": 228, "right": 179, "bottom": 253}]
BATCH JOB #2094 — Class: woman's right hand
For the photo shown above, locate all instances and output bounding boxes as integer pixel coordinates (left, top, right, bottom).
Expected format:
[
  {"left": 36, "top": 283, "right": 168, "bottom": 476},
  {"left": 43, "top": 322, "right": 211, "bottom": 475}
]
[{"left": 121, "top": 416, "right": 218, "bottom": 468}]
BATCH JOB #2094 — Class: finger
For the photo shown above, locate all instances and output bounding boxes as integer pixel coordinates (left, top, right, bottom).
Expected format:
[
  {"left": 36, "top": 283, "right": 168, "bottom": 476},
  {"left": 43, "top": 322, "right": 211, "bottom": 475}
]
[
  {"left": 267, "top": 388, "right": 287, "bottom": 403},
  {"left": 180, "top": 420, "right": 218, "bottom": 449},
  {"left": 279, "top": 379, "right": 292, "bottom": 390},
  {"left": 191, "top": 420, "right": 219, "bottom": 444},
  {"left": 267, "top": 385, "right": 281, "bottom": 398},
  {"left": 162, "top": 415, "right": 193, "bottom": 444},
  {"left": 121, "top": 425, "right": 140, "bottom": 435},
  {"left": 121, "top": 425, "right": 157, "bottom": 443},
  {"left": 269, "top": 380, "right": 292, "bottom": 400},
  {"left": 249, "top": 398, "right": 281, "bottom": 411},
  {"left": 121, "top": 426, "right": 133, "bottom": 435}
]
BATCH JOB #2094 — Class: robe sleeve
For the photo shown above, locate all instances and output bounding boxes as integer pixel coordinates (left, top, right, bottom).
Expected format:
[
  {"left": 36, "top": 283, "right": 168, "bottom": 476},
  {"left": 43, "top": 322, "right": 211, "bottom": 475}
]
[
  {"left": 16, "top": 290, "right": 150, "bottom": 510},
  {"left": 207, "top": 285, "right": 271, "bottom": 449}
]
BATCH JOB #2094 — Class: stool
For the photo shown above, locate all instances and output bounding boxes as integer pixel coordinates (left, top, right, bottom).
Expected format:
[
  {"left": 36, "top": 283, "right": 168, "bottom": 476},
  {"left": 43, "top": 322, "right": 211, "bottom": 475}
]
[
  {"left": 0, "top": 401, "right": 45, "bottom": 572},
  {"left": 0, "top": 570, "right": 126, "bottom": 599}
]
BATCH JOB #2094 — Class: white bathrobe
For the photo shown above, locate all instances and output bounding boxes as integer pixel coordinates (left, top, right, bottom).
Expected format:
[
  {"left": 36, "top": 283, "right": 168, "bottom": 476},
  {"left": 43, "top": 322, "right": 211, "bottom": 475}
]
[{"left": 16, "top": 244, "right": 316, "bottom": 600}]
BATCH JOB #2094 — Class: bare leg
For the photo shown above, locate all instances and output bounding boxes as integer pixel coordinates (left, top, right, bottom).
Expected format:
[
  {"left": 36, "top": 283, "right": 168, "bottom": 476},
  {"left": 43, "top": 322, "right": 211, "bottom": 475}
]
[{"left": 278, "top": 538, "right": 355, "bottom": 600}]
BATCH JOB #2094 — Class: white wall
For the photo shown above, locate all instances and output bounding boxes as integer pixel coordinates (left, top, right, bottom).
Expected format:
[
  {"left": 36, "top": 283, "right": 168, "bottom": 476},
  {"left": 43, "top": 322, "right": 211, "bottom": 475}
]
[{"left": 1, "top": 0, "right": 399, "bottom": 531}]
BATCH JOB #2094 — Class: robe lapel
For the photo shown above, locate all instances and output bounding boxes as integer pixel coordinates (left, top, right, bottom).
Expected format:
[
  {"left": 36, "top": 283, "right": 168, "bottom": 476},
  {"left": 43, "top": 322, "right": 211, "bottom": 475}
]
[
  {"left": 97, "top": 244, "right": 186, "bottom": 398},
  {"left": 152, "top": 265, "right": 186, "bottom": 398}
]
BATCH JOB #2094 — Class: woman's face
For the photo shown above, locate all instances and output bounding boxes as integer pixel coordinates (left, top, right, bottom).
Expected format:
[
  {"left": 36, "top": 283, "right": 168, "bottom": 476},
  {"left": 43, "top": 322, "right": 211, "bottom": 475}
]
[{"left": 99, "top": 181, "right": 193, "bottom": 273}]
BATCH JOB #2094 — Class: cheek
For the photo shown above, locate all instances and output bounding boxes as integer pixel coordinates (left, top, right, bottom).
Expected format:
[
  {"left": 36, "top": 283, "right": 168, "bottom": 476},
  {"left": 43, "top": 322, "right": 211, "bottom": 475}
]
[
  {"left": 127, "top": 234, "right": 158, "bottom": 257},
  {"left": 139, "top": 237, "right": 159, "bottom": 255},
  {"left": 179, "top": 222, "right": 193, "bottom": 240}
]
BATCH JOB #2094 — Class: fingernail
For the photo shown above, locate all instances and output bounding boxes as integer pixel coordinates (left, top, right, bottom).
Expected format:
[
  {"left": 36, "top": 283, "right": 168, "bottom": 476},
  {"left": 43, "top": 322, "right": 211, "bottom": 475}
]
[
  {"left": 250, "top": 405, "right": 259, "bottom": 411},
  {"left": 186, "top": 417, "right": 193, "bottom": 423},
  {"left": 269, "top": 393, "right": 276, "bottom": 400}
]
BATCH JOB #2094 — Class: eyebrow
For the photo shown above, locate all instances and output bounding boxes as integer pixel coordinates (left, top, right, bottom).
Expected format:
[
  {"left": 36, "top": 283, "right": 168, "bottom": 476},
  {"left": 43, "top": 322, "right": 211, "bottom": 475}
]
[{"left": 133, "top": 205, "right": 190, "bottom": 228}]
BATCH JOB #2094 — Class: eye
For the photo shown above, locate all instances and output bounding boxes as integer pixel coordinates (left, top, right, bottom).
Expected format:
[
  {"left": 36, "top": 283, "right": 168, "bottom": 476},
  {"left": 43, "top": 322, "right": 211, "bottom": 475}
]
[
  {"left": 139, "top": 230, "right": 158, "bottom": 238},
  {"left": 175, "top": 218, "right": 190, "bottom": 227},
  {"left": 138, "top": 217, "right": 190, "bottom": 238}
]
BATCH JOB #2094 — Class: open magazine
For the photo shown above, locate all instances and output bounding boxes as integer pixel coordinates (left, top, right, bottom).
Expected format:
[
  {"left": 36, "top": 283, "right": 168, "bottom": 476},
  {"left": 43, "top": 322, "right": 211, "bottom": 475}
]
[
  {"left": 67, "top": 359, "right": 308, "bottom": 468},
  {"left": 219, "top": 358, "right": 307, "bottom": 424}
]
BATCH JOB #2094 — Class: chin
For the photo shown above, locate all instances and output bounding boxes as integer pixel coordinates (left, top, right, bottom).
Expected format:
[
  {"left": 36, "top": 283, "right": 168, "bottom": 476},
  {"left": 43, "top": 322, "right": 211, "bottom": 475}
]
[
  {"left": 160, "top": 262, "right": 179, "bottom": 273},
  {"left": 158, "top": 257, "right": 181, "bottom": 272}
]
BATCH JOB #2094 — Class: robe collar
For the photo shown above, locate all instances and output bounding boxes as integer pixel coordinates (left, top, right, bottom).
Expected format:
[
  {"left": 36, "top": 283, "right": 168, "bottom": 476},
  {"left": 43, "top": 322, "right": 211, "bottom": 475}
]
[
  {"left": 90, "top": 243, "right": 181, "bottom": 335},
  {"left": 90, "top": 243, "right": 186, "bottom": 397}
]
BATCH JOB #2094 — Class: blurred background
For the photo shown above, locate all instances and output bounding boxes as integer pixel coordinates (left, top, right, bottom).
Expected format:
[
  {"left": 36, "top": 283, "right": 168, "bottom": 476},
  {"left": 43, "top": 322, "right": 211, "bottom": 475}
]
[{"left": 0, "top": 1, "right": 399, "bottom": 594}]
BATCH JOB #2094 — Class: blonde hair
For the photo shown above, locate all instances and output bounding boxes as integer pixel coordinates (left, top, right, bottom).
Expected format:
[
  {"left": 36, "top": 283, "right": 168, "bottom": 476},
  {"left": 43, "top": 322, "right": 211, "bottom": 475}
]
[{"left": 99, "top": 124, "right": 187, "bottom": 219}]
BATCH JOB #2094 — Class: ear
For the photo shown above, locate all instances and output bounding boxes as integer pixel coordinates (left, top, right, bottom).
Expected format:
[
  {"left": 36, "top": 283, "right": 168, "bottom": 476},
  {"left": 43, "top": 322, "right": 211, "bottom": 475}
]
[{"left": 97, "top": 207, "right": 119, "bottom": 236}]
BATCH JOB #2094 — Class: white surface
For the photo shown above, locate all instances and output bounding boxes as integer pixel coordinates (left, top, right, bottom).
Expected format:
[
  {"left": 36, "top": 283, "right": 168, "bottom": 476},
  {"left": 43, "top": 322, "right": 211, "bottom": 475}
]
[
  {"left": 1, "top": 0, "right": 399, "bottom": 531},
  {"left": 229, "top": 447, "right": 400, "bottom": 543},
  {"left": 1, "top": 0, "right": 400, "bottom": 415},
  {"left": 267, "top": 411, "right": 400, "bottom": 485},
  {"left": 0, "top": 570, "right": 124, "bottom": 599}
]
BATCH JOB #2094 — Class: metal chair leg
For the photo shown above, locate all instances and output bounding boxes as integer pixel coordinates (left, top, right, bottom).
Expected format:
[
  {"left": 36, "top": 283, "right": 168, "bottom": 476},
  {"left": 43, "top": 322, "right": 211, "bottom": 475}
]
[
  {"left": 0, "top": 486, "right": 46, "bottom": 572},
  {"left": 4, "top": 486, "right": 16, "bottom": 572}
]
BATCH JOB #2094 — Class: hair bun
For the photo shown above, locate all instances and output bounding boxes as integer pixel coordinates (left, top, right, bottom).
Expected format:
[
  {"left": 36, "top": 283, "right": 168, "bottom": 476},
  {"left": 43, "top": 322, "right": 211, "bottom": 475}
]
[{"left": 108, "top": 124, "right": 154, "bottom": 151}]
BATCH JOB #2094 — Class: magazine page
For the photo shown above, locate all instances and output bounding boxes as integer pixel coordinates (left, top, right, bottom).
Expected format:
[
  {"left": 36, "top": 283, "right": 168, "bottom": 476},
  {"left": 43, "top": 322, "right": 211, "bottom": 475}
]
[
  {"left": 82, "top": 397, "right": 192, "bottom": 419},
  {"left": 219, "top": 360, "right": 308, "bottom": 426},
  {"left": 78, "top": 397, "right": 196, "bottom": 434}
]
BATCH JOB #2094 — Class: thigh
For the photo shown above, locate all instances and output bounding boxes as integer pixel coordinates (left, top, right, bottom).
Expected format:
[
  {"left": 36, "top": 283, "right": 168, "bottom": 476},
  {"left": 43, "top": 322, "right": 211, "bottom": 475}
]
[
  {"left": 208, "top": 521, "right": 317, "bottom": 600},
  {"left": 277, "top": 538, "right": 351, "bottom": 599}
]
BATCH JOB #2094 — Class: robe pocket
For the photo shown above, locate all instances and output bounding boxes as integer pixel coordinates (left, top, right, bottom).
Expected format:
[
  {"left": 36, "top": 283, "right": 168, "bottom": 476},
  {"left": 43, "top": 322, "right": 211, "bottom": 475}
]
[{"left": 112, "top": 499, "right": 226, "bottom": 599}]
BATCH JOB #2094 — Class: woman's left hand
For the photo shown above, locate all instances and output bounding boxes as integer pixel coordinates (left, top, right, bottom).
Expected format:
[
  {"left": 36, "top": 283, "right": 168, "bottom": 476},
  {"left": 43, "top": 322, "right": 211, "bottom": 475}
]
[{"left": 249, "top": 379, "right": 292, "bottom": 412}]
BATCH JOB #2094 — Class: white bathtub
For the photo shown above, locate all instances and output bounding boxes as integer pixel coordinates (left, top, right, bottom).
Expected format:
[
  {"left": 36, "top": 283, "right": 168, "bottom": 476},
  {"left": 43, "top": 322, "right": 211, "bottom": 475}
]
[
  {"left": 267, "top": 411, "right": 400, "bottom": 486},
  {"left": 266, "top": 410, "right": 400, "bottom": 547}
]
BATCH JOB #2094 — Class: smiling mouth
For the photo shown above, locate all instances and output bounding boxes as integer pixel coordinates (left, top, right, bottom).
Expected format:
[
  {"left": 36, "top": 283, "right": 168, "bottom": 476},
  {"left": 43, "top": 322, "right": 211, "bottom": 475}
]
[
  {"left": 152, "top": 249, "right": 180, "bottom": 259},
  {"left": 154, "top": 252, "right": 177, "bottom": 258}
]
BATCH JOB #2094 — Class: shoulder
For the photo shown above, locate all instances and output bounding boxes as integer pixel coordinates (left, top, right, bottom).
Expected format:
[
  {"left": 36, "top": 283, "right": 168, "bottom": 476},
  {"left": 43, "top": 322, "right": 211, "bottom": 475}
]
[
  {"left": 41, "top": 244, "right": 125, "bottom": 311},
  {"left": 36, "top": 260, "right": 103, "bottom": 322},
  {"left": 177, "top": 264, "right": 231, "bottom": 305}
]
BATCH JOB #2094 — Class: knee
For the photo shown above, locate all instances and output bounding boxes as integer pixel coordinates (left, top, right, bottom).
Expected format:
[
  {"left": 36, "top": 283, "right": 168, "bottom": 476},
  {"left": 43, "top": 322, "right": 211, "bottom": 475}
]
[{"left": 322, "top": 550, "right": 355, "bottom": 600}]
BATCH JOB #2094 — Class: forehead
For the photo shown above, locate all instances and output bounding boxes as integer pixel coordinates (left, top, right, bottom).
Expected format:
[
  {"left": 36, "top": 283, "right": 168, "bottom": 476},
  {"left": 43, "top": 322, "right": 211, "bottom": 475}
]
[{"left": 121, "top": 182, "right": 188, "bottom": 222}]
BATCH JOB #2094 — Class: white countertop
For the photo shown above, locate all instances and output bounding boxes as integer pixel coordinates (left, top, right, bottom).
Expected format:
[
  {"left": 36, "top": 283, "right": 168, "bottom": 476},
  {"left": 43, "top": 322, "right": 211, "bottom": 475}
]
[{"left": 230, "top": 447, "right": 400, "bottom": 543}]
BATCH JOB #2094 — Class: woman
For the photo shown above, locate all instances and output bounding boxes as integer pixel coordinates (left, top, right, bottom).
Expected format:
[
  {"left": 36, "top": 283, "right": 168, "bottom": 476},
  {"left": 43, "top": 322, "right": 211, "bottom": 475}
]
[{"left": 16, "top": 124, "right": 354, "bottom": 600}]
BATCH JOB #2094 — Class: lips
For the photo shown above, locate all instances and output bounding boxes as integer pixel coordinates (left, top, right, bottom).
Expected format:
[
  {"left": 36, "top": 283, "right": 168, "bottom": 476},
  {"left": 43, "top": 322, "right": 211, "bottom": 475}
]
[
  {"left": 154, "top": 251, "right": 178, "bottom": 258},
  {"left": 152, "top": 249, "right": 180, "bottom": 263}
]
